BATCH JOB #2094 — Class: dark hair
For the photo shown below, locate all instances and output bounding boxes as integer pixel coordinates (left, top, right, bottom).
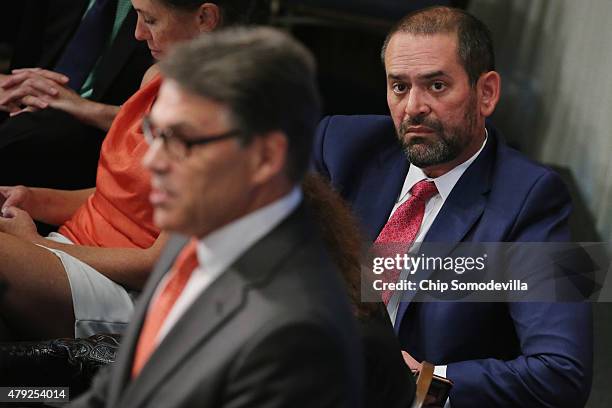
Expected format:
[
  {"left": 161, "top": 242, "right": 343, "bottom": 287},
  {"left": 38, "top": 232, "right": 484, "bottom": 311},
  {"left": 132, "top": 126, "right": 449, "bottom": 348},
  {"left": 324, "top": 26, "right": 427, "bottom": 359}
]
[
  {"left": 381, "top": 6, "right": 495, "bottom": 86},
  {"left": 161, "top": 26, "right": 321, "bottom": 182},
  {"left": 159, "top": 0, "right": 255, "bottom": 25},
  {"left": 302, "top": 173, "right": 379, "bottom": 319}
]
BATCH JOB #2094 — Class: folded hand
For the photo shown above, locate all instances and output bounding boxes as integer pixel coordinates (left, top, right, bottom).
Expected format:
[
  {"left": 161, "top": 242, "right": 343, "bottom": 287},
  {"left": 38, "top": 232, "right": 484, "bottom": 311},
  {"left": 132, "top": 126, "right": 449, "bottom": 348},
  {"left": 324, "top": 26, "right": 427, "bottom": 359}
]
[
  {"left": 0, "top": 185, "right": 32, "bottom": 215},
  {"left": 0, "top": 68, "right": 70, "bottom": 113},
  {"left": 0, "top": 206, "right": 39, "bottom": 242}
]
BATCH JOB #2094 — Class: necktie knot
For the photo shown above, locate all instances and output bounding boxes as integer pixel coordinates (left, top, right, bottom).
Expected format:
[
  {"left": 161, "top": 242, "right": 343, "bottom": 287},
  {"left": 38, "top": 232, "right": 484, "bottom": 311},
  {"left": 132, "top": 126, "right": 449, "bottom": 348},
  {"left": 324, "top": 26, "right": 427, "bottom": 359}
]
[
  {"left": 374, "top": 179, "right": 437, "bottom": 305},
  {"left": 410, "top": 180, "right": 438, "bottom": 202}
]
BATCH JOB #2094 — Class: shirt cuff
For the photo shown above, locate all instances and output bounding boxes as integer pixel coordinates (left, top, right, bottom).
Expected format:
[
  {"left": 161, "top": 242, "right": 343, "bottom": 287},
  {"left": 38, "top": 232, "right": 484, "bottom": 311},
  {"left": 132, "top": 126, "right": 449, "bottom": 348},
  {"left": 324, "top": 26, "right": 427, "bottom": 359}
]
[
  {"left": 434, "top": 364, "right": 447, "bottom": 377},
  {"left": 433, "top": 365, "right": 451, "bottom": 408}
]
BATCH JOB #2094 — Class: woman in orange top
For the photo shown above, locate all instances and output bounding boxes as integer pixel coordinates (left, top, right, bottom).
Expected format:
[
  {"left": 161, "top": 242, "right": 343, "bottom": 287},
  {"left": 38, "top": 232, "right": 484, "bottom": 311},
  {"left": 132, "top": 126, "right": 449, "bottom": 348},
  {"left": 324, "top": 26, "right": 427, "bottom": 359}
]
[{"left": 0, "top": 0, "right": 239, "bottom": 340}]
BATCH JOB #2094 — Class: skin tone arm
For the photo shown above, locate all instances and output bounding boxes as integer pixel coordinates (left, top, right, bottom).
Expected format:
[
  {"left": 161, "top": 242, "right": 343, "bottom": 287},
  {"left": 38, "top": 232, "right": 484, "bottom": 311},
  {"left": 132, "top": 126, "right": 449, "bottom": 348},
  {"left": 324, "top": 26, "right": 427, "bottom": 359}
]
[
  {"left": 32, "top": 230, "right": 170, "bottom": 290},
  {"left": 0, "top": 62, "right": 162, "bottom": 130},
  {"left": 0, "top": 204, "right": 169, "bottom": 291},
  {"left": 0, "top": 68, "right": 119, "bottom": 131},
  {"left": 2, "top": 64, "right": 163, "bottom": 129},
  {"left": 80, "top": 63, "right": 161, "bottom": 126},
  {"left": 52, "top": 93, "right": 120, "bottom": 131},
  {"left": 0, "top": 186, "right": 94, "bottom": 226},
  {"left": 0, "top": 184, "right": 168, "bottom": 290},
  {"left": 0, "top": 224, "right": 168, "bottom": 338}
]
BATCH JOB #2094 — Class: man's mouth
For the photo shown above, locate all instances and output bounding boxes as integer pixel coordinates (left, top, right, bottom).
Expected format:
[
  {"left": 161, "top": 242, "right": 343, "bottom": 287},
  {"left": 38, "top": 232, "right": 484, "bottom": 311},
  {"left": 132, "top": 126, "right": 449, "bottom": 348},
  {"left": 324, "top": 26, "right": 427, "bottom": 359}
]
[
  {"left": 149, "top": 186, "right": 171, "bottom": 206},
  {"left": 406, "top": 126, "right": 434, "bottom": 134}
]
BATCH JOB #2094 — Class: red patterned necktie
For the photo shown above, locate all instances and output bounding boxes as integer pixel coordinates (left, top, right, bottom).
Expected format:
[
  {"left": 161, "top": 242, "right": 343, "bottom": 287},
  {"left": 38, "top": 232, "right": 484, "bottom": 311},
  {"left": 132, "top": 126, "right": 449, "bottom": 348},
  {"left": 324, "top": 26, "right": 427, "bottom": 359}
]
[
  {"left": 132, "top": 238, "right": 199, "bottom": 378},
  {"left": 375, "top": 180, "right": 438, "bottom": 304}
]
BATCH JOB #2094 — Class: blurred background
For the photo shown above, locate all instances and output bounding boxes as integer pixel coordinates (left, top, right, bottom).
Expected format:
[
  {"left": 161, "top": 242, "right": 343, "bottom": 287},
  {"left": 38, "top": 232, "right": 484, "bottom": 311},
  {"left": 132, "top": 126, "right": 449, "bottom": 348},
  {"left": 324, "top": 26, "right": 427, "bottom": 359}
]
[{"left": 1, "top": 1, "right": 610, "bottom": 406}]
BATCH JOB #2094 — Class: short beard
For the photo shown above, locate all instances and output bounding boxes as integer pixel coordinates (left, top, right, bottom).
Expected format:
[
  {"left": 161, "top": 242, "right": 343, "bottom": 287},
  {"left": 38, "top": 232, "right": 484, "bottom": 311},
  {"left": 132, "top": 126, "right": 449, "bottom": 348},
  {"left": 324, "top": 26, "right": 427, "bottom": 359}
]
[{"left": 398, "top": 95, "right": 478, "bottom": 168}]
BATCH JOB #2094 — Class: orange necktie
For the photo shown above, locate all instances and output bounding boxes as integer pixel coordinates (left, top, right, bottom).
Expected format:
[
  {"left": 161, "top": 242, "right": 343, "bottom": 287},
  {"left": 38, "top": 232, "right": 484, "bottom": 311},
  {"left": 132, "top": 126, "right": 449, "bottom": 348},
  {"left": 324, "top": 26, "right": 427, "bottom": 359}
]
[{"left": 131, "top": 238, "right": 199, "bottom": 378}]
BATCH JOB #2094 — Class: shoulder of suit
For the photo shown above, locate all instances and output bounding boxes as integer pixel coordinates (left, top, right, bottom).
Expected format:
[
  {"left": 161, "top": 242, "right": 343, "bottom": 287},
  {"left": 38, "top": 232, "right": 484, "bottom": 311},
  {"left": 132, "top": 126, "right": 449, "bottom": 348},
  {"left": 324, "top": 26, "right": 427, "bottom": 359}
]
[
  {"left": 493, "top": 137, "right": 561, "bottom": 184},
  {"left": 317, "top": 114, "right": 398, "bottom": 156},
  {"left": 320, "top": 114, "right": 395, "bottom": 136},
  {"left": 482, "top": 132, "right": 569, "bottom": 202}
]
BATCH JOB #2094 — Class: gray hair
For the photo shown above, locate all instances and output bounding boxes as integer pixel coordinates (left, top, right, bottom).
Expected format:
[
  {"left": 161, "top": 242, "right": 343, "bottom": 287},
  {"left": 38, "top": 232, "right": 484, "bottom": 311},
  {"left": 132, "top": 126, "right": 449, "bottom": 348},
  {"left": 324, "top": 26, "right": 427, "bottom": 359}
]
[{"left": 160, "top": 26, "right": 321, "bottom": 182}]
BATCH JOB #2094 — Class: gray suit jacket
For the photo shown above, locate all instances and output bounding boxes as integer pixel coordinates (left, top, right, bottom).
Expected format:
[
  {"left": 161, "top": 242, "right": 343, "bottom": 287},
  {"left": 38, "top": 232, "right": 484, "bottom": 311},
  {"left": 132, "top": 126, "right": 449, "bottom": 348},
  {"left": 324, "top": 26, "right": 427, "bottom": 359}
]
[{"left": 71, "top": 204, "right": 363, "bottom": 408}]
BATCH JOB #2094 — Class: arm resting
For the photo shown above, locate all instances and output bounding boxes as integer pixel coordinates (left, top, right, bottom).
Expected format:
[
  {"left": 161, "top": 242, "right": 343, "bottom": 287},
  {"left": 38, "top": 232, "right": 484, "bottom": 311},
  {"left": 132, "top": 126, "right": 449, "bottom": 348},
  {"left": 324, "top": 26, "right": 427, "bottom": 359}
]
[
  {"left": 446, "top": 302, "right": 593, "bottom": 408},
  {"left": 27, "top": 187, "right": 94, "bottom": 226},
  {"left": 75, "top": 101, "right": 120, "bottom": 132},
  {"left": 33, "top": 231, "right": 169, "bottom": 290}
]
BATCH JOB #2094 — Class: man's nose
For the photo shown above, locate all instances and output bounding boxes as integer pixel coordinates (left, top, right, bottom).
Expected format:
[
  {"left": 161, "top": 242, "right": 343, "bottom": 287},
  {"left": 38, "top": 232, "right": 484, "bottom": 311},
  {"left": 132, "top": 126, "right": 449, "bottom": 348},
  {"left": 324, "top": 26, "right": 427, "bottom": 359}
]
[
  {"left": 142, "top": 138, "right": 168, "bottom": 172},
  {"left": 404, "top": 88, "right": 431, "bottom": 119}
]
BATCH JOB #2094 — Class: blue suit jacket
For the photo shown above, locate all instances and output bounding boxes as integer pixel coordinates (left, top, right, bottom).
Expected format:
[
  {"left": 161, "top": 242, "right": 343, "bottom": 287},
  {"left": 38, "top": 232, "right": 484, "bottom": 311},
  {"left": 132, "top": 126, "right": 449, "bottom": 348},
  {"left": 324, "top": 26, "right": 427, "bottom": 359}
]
[{"left": 314, "top": 115, "right": 593, "bottom": 407}]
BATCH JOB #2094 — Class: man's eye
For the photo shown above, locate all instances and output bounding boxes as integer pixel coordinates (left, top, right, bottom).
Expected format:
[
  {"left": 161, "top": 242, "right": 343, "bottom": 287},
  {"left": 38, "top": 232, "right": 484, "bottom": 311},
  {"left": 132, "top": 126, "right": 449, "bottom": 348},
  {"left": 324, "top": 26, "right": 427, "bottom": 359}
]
[
  {"left": 144, "top": 19, "right": 156, "bottom": 25},
  {"left": 392, "top": 83, "right": 408, "bottom": 94},
  {"left": 430, "top": 81, "right": 446, "bottom": 92}
]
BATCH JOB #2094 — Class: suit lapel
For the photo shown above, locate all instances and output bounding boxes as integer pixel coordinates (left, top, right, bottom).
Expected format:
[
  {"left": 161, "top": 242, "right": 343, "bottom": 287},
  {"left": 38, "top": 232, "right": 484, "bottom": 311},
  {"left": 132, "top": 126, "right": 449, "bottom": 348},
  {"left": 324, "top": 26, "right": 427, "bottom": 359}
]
[
  {"left": 358, "top": 144, "right": 409, "bottom": 241},
  {"left": 91, "top": 9, "right": 145, "bottom": 100},
  {"left": 107, "top": 235, "right": 189, "bottom": 406},
  {"left": 395, "top": 131, "right": 497, "bottom": 322},
  {"left": 37, "top": 0, "right": 89, "bottom": 68},
  {"left": 116, "top": 205, "right": 312, "bottom": 408},
  {"left": 424, "top": 131, "right": 496, "bottom": 246},
  {"left": 118, "top": 267, "right": 246, "bottom": 408}
]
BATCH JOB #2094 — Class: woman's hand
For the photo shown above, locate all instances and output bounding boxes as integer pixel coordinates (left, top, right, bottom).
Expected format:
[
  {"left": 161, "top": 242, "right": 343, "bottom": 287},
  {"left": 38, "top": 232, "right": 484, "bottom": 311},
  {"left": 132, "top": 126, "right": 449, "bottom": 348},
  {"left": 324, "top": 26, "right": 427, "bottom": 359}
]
[
  {"left": 0, "top": 206, "right": 40, "bottom": 242},
  {"left": 1, "top": 68, "right": 119, "bottom": 131},
  {"left": 0, "top": 68, "right": 69, "bottom": 113},
  {"left": 0, "top": 185, "right": 33, "bottom": 215},
  {"left": 18, "top": 83, "right": 85, "bottom": 118}
]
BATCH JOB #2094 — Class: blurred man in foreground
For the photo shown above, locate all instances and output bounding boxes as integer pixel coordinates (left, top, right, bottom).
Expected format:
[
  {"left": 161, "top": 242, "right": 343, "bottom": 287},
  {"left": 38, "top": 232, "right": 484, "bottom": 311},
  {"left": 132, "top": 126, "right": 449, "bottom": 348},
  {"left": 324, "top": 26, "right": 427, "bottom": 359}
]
[{"left": 72, "top": 27, "right": 362, "bottom": 408}]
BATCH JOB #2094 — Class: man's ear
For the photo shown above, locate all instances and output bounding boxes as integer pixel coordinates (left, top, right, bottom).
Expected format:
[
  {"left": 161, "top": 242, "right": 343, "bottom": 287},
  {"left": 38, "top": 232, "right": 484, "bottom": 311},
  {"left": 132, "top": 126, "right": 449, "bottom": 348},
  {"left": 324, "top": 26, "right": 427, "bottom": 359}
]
[
  {"left": 197, "top": 3, "right": 221, "bottom": 32},
  {"left": 249, "top": 131, "right": 288, "bottom": 185},
  {"left": 477, "top": 71, "right": 501, "bottom": 117}
]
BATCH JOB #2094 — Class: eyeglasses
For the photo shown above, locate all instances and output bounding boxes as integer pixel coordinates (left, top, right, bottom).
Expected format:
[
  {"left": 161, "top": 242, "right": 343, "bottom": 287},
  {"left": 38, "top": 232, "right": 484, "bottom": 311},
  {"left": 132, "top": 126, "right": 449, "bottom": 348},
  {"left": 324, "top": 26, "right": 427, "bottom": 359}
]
[{"left": 142, "top": 115, "right": 242, "bottom": 161}]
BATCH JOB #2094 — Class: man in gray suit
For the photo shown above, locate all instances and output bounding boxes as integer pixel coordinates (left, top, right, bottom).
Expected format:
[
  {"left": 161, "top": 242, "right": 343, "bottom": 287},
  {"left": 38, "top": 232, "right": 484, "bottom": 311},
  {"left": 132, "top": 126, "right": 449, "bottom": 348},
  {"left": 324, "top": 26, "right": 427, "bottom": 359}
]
[{"left": 70, "top": 27, "right": 362, "bottom": 408}]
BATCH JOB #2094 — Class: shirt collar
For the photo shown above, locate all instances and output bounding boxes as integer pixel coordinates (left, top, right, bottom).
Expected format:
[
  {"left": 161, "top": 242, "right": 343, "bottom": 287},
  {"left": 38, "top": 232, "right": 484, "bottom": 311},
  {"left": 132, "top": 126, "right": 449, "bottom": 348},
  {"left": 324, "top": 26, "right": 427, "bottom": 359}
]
[
  {"left": 399, "top": 129, "right": 488, "bottom": 202},
  {"left": 195, "top": 187, "right": 302, "bottom": 277}
]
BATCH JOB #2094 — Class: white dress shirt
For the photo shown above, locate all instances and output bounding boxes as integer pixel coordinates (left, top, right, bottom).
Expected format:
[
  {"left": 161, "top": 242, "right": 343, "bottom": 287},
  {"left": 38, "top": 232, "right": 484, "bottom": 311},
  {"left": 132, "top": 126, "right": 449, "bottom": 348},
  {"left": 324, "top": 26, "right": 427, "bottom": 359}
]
[
  {"left": 150, "top": 187, "right": 303, "bottom": 345},
  {"left": 387, "top": 132, "right": 488, "bottom": 391}
]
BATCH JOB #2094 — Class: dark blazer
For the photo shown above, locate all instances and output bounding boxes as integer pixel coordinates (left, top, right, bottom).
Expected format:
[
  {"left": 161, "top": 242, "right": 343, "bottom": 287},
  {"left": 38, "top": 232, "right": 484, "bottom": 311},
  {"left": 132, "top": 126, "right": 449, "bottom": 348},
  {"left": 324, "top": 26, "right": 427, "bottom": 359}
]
[
  {"left": 70, "top": 204, "right": 363, "bottom": 408},
  {"left": 0, "top": 0, "right": 152, "bottom": 189},
  {"left": 359, "top": 305, "right": 415, "bottom": 408},
  {"left": 9, "top": 0, "right": 152, "bottom": 106},
  {"left": 313, "top": 115, "right": 593, "bottom": 407}
]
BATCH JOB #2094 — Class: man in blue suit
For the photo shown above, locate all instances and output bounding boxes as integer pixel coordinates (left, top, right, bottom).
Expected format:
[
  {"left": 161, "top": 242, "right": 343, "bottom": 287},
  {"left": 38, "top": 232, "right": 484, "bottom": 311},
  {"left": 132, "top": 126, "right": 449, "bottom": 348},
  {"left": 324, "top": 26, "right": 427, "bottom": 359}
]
[{"left": 313, "top": 6, "right": 592, "bottom": 407}]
